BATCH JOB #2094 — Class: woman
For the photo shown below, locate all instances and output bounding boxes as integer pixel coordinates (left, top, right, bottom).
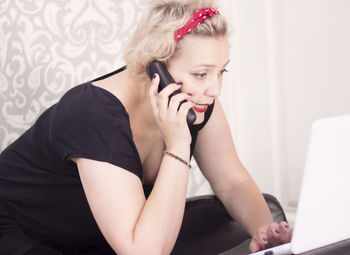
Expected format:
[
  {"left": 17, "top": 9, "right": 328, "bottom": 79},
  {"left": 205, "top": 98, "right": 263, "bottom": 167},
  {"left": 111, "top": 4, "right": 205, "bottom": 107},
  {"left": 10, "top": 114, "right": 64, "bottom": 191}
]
[{"left": 0, "top": 0, "right": 292, "bottom": 254}]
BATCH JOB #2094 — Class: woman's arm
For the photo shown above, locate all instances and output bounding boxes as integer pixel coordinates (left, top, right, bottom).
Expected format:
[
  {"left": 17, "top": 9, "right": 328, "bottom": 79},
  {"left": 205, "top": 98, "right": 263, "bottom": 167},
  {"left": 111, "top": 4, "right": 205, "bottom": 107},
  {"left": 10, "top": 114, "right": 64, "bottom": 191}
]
[
  {"left": 74, "top": 75, "right": 195, "bottom": 255},
  {"left": 193, "top": 99, "right": 292, "bottom": 252},
  {"left": 75, "top": 148, "right": 189, "bottom": 255}
]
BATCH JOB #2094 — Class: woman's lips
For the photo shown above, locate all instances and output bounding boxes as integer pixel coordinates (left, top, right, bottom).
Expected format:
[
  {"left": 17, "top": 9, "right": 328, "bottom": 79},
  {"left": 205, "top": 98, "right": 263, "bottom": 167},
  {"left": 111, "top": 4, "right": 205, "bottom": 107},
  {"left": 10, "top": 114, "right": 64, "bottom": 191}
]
[{"left": 192, "top": 104, "right": 210, "bottom": 113}]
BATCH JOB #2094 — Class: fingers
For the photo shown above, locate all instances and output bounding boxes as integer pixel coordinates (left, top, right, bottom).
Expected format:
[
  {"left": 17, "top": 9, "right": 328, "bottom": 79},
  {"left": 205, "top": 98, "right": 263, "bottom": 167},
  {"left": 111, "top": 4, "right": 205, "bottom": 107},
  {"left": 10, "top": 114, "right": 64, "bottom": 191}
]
[
  {"left": 149, "top": 73, "right": 160, "bottom": 97},
  {"left": 149, "top": 73, "right": 179, "bottom": 118},
  {"left": 257, "top": 230, "right": 268, "bottom": 244},
  {"left": 267, "top": 222, "right": 293, "bottom": 247},
  {"left": 250, "top": 222, "right": 293, "bottom": 252},
  {"left": 249, "top": 239, "right": 262, "bottom": 253},
  {"left": 277, "top": 221, "right": 293, "bottom": 243},
  {"left": 250, "top": 229, "right": 268, "bottom": 252},
  {"left": 279, "top": 221, "right": 291, "bottom": 233},
  {"left": 149, "top": 73, "right": 160, "bottom": 116},
  {"left": 157, "top": 83, "right": 182, "bottom": 119},
  {"left": 265, "top": 222, "right": 293, "bottom": 246},
  {"left": 268, "top": 222, "right": 281, "bottom": 238},
  {"left": 177, "top": 100, "right": 194, "bottom": 121},
  {"left": 148, "top": 75, "right": 193, "bottom": 123},
  {"left": 168, "top": 93, "right": 193, "bottom": 117}
]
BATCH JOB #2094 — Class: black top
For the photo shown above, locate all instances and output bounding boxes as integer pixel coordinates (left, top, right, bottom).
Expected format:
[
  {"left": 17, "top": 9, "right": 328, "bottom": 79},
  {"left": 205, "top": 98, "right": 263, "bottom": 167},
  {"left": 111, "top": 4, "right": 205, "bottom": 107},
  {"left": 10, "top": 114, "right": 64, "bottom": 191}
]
[{"left": 0, "top": 67, "right": 214, "bottom": 253}]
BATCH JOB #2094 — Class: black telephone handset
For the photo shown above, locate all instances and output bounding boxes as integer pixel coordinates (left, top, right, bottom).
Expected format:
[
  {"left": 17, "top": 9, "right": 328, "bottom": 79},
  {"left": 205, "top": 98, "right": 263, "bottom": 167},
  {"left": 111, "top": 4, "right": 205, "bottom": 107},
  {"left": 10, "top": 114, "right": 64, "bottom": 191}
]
[{"left": 146, "top": 60, "right": 196, "bottom": 126}]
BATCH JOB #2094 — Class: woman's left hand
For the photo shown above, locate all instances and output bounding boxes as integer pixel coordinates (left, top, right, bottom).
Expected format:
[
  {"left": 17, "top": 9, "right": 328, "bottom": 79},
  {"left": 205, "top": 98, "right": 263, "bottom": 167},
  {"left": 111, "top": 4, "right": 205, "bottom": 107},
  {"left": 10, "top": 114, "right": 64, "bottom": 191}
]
[{"left": 249, "top": 221, "right": 293, "bottom": 253}]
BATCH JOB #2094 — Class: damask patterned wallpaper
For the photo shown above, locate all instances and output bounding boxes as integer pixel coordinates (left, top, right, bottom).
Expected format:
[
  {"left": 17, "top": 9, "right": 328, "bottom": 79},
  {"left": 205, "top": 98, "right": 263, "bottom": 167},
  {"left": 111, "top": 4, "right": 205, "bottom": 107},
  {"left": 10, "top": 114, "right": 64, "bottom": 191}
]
[
  {"left": 0, "top": 0, "right": 147, "bottom": 148},
  {"left": 0, "top": 0, "right": 212, "bottom": 196}
]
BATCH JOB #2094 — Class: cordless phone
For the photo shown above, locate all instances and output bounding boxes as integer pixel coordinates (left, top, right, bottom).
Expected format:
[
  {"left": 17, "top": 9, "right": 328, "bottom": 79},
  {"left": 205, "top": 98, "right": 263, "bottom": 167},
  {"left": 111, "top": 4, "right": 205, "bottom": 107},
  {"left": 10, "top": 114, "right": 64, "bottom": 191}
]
[{"left": 146, "top": 60, "right": 196, "bottom": 126}]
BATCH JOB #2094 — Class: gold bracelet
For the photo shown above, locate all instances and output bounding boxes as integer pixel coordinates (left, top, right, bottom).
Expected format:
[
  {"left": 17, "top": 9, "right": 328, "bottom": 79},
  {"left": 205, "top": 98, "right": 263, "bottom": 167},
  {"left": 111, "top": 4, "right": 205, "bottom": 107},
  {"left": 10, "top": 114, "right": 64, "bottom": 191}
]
[{"left": 163, "top": 151, "right": 191, "bottom": 169}]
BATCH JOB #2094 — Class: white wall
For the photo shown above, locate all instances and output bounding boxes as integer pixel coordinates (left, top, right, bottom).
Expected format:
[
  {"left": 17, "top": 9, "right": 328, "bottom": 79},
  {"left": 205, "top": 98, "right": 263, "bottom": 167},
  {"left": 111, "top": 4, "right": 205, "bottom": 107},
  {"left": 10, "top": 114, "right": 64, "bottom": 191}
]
[
  {"left": 219, "top": 0, "right": 350, "bottom": 223},
  {"left": 280, "top": 0, "right": 350, "bottom": 220}
]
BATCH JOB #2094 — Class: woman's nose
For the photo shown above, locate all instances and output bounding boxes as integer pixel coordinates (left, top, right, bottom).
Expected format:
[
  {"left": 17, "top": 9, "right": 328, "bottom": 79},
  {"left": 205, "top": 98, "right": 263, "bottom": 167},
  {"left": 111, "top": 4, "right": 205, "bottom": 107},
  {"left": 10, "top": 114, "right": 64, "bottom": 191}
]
[{"left": 204, "top": 80, "right": 221, "bottom": 98}]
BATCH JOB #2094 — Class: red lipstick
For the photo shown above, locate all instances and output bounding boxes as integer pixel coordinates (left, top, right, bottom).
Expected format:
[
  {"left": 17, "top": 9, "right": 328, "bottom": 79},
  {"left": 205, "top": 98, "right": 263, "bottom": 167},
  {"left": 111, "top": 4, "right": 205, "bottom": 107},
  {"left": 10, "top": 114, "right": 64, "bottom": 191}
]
[{"left": 192, "top": 104, "right": 210, "bottom": 113}]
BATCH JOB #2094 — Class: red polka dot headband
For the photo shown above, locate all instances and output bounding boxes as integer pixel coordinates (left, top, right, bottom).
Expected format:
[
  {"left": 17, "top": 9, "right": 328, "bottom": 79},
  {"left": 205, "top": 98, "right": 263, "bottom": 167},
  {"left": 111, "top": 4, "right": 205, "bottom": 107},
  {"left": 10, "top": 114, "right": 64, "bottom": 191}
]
[{"left": 174, "top": 8, "right": 220, "bottom": 42}]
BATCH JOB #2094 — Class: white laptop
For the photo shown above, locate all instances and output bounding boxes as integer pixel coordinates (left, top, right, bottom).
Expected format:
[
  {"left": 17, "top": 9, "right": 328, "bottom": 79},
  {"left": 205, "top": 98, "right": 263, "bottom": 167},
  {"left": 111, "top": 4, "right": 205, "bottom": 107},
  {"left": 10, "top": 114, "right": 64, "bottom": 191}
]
[{"left": 250, "top": 114, "right": 350, "bottom": 255}]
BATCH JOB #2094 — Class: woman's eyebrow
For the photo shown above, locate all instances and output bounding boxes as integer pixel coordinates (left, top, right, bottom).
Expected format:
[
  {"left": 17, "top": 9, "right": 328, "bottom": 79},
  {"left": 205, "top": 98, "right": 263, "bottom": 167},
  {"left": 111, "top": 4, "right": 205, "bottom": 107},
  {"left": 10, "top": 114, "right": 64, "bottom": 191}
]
[{"left": 192, "top": 60, "right": 230, "bottom": 68}]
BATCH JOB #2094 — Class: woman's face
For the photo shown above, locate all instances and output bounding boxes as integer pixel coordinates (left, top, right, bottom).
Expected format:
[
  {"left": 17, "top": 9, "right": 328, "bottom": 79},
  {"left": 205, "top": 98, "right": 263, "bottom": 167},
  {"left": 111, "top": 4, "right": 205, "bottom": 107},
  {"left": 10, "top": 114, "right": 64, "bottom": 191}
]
[{"left": 167, "top": 35, "right": 230, "bottom": 125}]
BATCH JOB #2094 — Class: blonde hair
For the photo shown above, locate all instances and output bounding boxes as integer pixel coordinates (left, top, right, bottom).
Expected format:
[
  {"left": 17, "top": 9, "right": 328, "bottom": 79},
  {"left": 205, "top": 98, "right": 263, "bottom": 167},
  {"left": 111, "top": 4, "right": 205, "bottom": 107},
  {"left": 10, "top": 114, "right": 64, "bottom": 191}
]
[{"left": 122, "top": 0, "right": 229, "bottom": 80}]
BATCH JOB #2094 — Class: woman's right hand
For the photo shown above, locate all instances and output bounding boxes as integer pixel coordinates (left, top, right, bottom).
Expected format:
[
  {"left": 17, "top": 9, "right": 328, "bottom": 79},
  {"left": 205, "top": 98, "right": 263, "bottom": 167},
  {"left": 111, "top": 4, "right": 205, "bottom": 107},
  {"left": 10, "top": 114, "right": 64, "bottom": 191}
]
[{"left": 148, "top": 73, "right": 194, "bottom": 149}]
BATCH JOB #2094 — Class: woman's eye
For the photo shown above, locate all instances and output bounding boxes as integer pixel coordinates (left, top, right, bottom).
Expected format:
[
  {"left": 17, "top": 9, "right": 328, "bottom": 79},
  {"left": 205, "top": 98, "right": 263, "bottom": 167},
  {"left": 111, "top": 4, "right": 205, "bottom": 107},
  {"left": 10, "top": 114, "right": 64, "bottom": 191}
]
[{"left": 193, "top": 73, "right": 207, "bottom": 79}]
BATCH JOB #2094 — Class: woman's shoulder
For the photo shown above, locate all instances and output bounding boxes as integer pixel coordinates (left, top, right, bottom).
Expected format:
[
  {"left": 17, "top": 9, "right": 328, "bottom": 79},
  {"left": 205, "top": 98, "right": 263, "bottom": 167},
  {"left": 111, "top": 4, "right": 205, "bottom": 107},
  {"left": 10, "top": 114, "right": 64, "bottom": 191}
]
[
  {"left": 56, "top": 82, "right": 129, "bottom": 121},
  {"left": 47, "top": 82, "right": 142, "bottom": 178}
]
